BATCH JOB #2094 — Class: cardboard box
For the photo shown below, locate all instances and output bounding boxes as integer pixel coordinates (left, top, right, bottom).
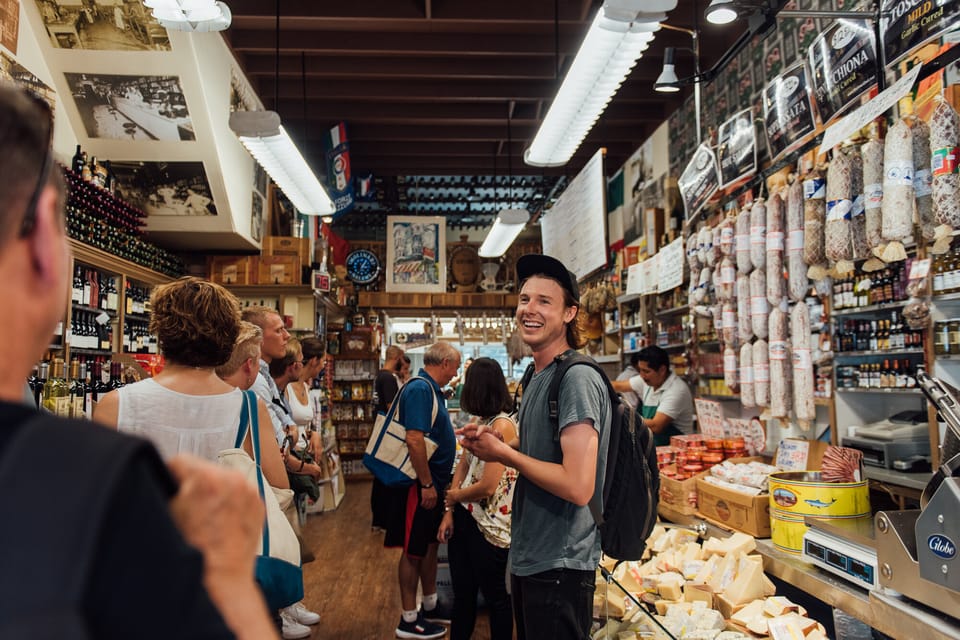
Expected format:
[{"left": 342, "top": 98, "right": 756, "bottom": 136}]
[
  {"left": 659, "top": 464, "right": 706, "bottom": 515},
  {"left": 257, "top": 255, "right": 301, "bottom": 285},
  {"left": 696, "top": 458, "right": 772, "bottom": 538},
  {"left": 209, "top": 256, "right": 257, "bottom": 285},
  {"left": 262, "top": 235, "right": 311, "bottom": 267}
]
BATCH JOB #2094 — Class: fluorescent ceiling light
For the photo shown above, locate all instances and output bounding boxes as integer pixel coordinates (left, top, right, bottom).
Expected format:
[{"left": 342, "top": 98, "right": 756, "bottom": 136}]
[
  {"left": 479, "top": 208, "right": 530, "bottom": 258},
  {"left": 229, "top": 111, "right": 335, "bottom": 216},
  {"left": 705, "top": 0, "right": 738, "bottom": 24},
  {"left": 524, "top": 1, "right": 671, "bottom": 167},
  {"left": 145, "top": 0, "right": 231, "bottom": 32},
  {"left": 654, "top": 47, "right": 680, "bottom": 92}
]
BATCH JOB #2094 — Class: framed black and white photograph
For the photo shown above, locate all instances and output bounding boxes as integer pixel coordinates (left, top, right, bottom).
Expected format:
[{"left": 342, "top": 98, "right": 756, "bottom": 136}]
[
  {"left": 386, "top": 215, "right": 446, "bottom": 293},
  {"left": 35, "top": 0, "right": 170, "bottom": 51},
  {"left": 0, "top": 51, "right": 56, "bottom": 114},
  {"left": 64, "top": 72, "right": 194, "bottom": 141},
  {"left": 230, "top": 65, "right": 258, "bottom": 113},
  {"left": 110, "top": 160, "right": 217, "bottom": 216}
]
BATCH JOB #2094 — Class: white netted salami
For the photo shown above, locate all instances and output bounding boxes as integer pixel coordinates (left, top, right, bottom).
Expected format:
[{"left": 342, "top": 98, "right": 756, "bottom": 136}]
[
  {"left": 862, "top": 133, "right": 884, "bottom": 247},
  {"left": 697, "top": 225, "right": 711, "bottom": 266},
  {"left": 848, "top": 148, "right": 870, "bottom": 259},
  {"left": 826, "top": 148, "right": 854, "bottom": 263},
  {"left": 719, "top": 214, "right": 736, "bottom": 257},
  {"left": 694, "top": 267, "right": 710, "bottom": 304},
  {"left": 767, "top": 192, "right": 786, "bottom": 306},
  {"left": 718, "top": 256, "right": 736, "bottom": 303},
  {"left": 723, "top": 345, "right": 738, "bottom": 390},
  {"left": 750, "top": 268, "right": 768, "bottom": 339},
  {"left": 882, "top": 119, "right": 915, "bottom": 242},
  {"left": 688, "top": 266, "right": 701, "bottom": 307},
  {"left": 740, "top": 342, "right": 755, "bottom": 408},
  {"left": 737, "top": 273, "right": 753, "bottom": 342},
  {"left": 786, "top": 180, "right": 807, "bottom": 302},
  {"left": 712, "top": 304, "right": 723, "bottom": 341},
  {"left": 769, "top": 307, "right": 792, "bottom": 419},
  {"left": 753, "top": 338, "right": 770, "bottom": 408},
  {"left": 912, "top": 116, "right": 935, "bottom": 241},
  {"left": 791, "top": 302, "right": 816, "bottom": 425},
  {"left": 750, "top": 198, "right": 767, "bottom": 270},
  {"left": 931, "top": 97, "right": 960, "bottom": 227},
  {"left": 803, "top": 165, "right": 827, "bottom": 267},
  {"left": 709, "top": 224, "right": 722, "bottom": 267},
  {"left": 687, "top": 232, "right": 701, "bottom": 271},
  {"left": 721, "top": 302, "right": 737, "bottom": 345},
  {"left": 736, "top": 207, "right": 752, "bottom": 273}
]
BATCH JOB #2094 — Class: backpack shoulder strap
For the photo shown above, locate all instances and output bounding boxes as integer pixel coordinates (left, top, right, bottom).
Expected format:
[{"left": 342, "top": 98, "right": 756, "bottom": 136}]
[
  {"left": 0, "top": 413, "right": 171, "bottom": 627},
  {"left": 546, "top": 351, "right": 618, "bottom": 428}
]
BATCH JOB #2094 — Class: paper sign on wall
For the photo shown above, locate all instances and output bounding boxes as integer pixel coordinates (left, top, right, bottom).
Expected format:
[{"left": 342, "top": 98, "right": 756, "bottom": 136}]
[
  {"left": 640, "top": 256, "right": 659, "bottom": 295},
  {"left": 657, "top": 236, "right": 684, "bottom": 292},
  {"left": 695, "top": 399, "right": 725, "bottom": 438},
  {"left": 775, "top": 438, "right": 811, "bottom": 471},
  {"left": 626, "top": 261, "right": 644, "bottom": 296}
]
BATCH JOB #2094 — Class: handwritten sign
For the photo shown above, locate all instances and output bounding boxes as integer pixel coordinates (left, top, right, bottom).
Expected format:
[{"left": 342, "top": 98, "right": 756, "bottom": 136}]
[
  {"left": 775, "top": 438, "right": 811, "bottom": 471},
  {"left": 695, "top": 398, "right": 725, "bottom": 438},
  {"left": 727, "top": 418, "right": 766, "bottom": 456},
  {"left": 640, "top": 256, "right": 659, "bottom": 295},
  {"left": 657, "top": 237, "right": 684, "bottom": 292},
  {"left": 820, "top": 63, "right": 922, "bottom": 151},
  {"left": 625, "top": 261, "right": 644, "bottom": 296}
]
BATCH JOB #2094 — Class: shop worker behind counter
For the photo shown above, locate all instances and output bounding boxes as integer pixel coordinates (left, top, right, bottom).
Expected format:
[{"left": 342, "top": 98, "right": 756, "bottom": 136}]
[
  {"left": 458, "top": 254, "right": 611, "bottom": 640},
  {"left": 610, "top": 345, "right": 693, "bottom": 447},
  {"left": 0, "top": 83, "right": 278, "bottom": 638}
]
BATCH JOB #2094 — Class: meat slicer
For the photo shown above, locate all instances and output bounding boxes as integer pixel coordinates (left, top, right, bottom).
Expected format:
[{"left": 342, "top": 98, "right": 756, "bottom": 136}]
[{"left": 873, "top": 372, "right": 960, "bottom": 612}]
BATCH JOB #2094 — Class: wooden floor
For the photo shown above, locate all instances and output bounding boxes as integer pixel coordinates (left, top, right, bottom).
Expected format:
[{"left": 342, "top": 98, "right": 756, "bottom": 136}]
[{"left": 300, "top": 478, "right": 496, "bottom": 640}]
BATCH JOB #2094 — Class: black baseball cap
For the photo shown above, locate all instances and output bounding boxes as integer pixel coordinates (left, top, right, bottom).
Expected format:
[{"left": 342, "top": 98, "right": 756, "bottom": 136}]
[{"left": 516, "top": 254, "right": 580, "bottom": 304}]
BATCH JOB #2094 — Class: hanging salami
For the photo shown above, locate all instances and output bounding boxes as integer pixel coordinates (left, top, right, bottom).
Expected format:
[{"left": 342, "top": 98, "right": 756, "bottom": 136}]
[
  {"left": 769, "top": 307, "right": 792, "bottom": 419},
  {"left": 750, "top": 198, "right": 767, "bottom": 270},
  {"left": 736, "top": 207, "right": 753, "bottom": 273},
  {"left": 861, "top": 127, "right": 884, "bottom": 249},
  {"left": 723, "top": 345, "right": 738, "bottom": 391},
  {"left": 931, "top": 97, "right": 960, "bottom": 228},
  {"left": 737, "top": 273, "right": 753, "bottom": 342},
  {"left": 740, "top": 342, "right": 755, "bottom": 408},
  {"left": 803, "top": 164, "right": 827, "bottom": 274},
  {"left": 750, "top": 268, "right": 768, "bottom": 339},
  {"left": 721, "top": 302, "right": 737, "bottom": 345},
  {"left": 912, "top": 116, "right": 936, "bottom": 242},
  {"left": 786, "top": 179, "right": 807, "bottom": 302},
  {"left": 753, "top": 338, "right": 770, "bottom": 408},
  {"left": 767, "top": 192, "right": 786, "bottom": 306},
  {"left": 718, "top": 256, "right": 736, "bottom": 303},
  {"left": 791, "top": 302, "right": 816, "bottom": 427},
  {"left": 880, "top": 118, "right": 914, "bottom": 263},
  {"left": 825, "top": 147, "right": 854, "bottom": 266},
  {"left": 719, "top": 213, "right": 736, "bottom": 257},
  {"left": 848, "top": 147, "right": 870, "bottom": 260}
]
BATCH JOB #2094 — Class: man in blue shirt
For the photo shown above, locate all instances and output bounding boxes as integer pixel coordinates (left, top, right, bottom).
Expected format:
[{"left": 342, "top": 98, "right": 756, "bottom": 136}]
[{"left": 384, "top": 342, "right": 459, "bottom": 639}]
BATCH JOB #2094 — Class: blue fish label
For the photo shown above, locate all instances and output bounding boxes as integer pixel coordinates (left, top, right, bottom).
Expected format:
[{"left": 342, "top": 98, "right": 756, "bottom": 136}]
[{"left": 928, "top": 534, "right": 957, "bottom": 560}]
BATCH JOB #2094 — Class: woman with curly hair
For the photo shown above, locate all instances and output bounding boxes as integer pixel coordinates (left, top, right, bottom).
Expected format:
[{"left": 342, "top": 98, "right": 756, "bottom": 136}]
[{"left": 95, "top": 276, "right": 287, "bottom": 490}]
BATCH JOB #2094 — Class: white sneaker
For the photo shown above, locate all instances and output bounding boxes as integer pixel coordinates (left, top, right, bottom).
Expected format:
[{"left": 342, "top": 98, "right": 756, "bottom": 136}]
[
  {"left": 287, "top": 601, "right": 320, "bottom": 625},
  {"left": 280, "top": 608, "right": 312, "bottom": 639}
]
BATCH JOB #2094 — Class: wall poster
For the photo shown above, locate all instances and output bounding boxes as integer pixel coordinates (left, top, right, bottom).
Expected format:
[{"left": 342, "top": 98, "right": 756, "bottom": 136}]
[
  {"left": 35, "top": 0, "right": 170, "bottom": 51},
  {"left": 808, "top": 19, "right": 877, "bottom": 123},
  {"left": 385, "top": 215, "right": 446, "bottom": 293},
  {"left": 717, "top": 108, "right": 757, "bottom": 189},
  {"left": 677, "top": 143, "right": 720, "bottom": 219},
  {"left": 763, "top": 61, "right": 818, "bottom": 161},
  {"left": 881, "top": 0, "right": 960, "bottom": 68},
  {"left": 110, "top": 160, "right": 217, "bottom": 216}
]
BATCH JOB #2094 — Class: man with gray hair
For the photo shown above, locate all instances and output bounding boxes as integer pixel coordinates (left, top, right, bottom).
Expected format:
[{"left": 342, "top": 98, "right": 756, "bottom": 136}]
[{"left": 384, "top": 342, "right": 460, "bottom": 639}]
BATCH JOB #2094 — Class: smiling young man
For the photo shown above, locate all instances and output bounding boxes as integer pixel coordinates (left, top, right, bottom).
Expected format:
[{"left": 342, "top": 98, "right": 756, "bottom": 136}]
[
  {"left": 242, "top": 306, "right": 295, "bottom": 445},
  {"left": 458, "top": 254, "right": 610, "bottom": 640},
  {"left": 611, "top": 345, "right": 693, "bottom": 446}
]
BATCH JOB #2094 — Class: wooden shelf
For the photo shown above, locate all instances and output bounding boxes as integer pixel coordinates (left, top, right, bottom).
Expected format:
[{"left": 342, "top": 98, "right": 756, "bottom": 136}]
[
  {"left": 835, "top": 387, "right": 922, "bottom": 395},
  {"left": 814, "top": 397, "right": 832, "bottom": 407},
  {"left": 616, "top": 293, "right": 641, "bottom": 304},
  {"left": 621, "top": 323, "right": 645, "bottom": 331},
  {"left": 226, "top": 284, "right": 315, "bottom": 296},
  {"left": 933, "top": 291, "right": 960, "bottom": 302},
  {"left": 655, "top": 305, "right": 689, "bottom": 318},
  {"left": 72, "top": 303, "right": 116, "bottom": 316},
  {"left": 70, "top": 238, "right": 173, "bottom": 286},
  {"left": 831, "top": 300, "right": 908, "bottom": 317},
  {"left": 593, "top": 354, "right": 621, "bottom": 364},
  {"left": 657, "top": 342, "right": 688, "bottom": 350},
  {"left": 834, "top": 348, "right": 924, "bottom": 358}
]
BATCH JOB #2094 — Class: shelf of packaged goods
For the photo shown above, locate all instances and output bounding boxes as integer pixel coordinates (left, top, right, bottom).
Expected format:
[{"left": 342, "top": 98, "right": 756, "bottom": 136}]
[
  {"left": 831, "top": 300, "right": 909, "bottom": 317},
  {"left": 593, "top": 354, "right": 621, "bottom": 364},
  {"left": 621, "top": 323, "right": 645, "bottom": 332},
  {"left": 934, "top": 353, "right": 960, "bottom": 361},
  {"left": 834, "top": 348, "right": 925, "bottom": 358},
  {"left": 932, "top": 291, "right": 960, "bottom": 302},
  {"left": 334, "top": 376, "right": 376, "bottom": 382},
  {"left": 835, "top": 387, "right": 922, "bottom": 395},
  {"left": 69, "top": 238, "right": 173, "bottom": 287},
  {"left": 72, "top": 303, "right": 117, "bottom": 316},
  {"left": 657, "top": 342, "right": 688, "bottom": 351},
  {"left": 697, "top": 394, "right": 740, "bottom": 401},
  {"left": 814, "top": 396, "right": 832, "bottom": 407},
  {"left": 655, "top": 305, "right": 689, "bottom": 318},
  {"left": 124, "top": 312, "right": 150, "bottom": 321},
  {"left": 227, "top": 284, "right": 315, "bottom": 297},
  {"left": 616, "top": 293, "right": 641, "bottom": 305},
  {"left": 68, "top": 347, "right": 113, "bottom": 356},
  {"left": 605, "top": 327, "right": 621, "bottom": 336}
]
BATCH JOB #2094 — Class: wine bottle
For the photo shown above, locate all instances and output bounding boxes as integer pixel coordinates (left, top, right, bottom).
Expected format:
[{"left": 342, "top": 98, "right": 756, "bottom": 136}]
[
  {"left": 71, "top": 145, "right": 85, "bottom": 174},
  {"left": 69, "top": 359, "right": 84, "bottom": 418},
  {"left": 41, "top": 358, "right": 70, "bottom": 417}
]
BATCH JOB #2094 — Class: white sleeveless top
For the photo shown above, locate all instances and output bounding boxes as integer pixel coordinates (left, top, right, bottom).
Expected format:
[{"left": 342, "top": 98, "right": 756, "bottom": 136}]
[
  {"left": 285, "top": 382, "right": 314, "bottom": 427},
  {"left": 116, "top": 378, "right": 244, "bottom": 462}
]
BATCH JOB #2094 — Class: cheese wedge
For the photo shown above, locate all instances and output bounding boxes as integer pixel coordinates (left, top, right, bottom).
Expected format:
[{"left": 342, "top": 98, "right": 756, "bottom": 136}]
[
  {"left": 654, "top": 598, "right": 683, "bottom": 616},
  {"left": 695, "top": 608, "right": 726, "bottom": 631},
  {"left": 684, "top": 583, "right": 714, "bottom": 606},
  {"left": 767, "top": 615, "right": 807, "bottom": 640},
  {"left": 723, "top": 560, "right": 765, "bottom": 605},
  {"left": 693, "top": 555, "right": 719, "bottom": 585},
  {"left": 763, "top": 596, "right": 799, "bottom": 617},
  {"left": 729, "top": 599, "right": 765, "bottom": 626},
  {"left": 747, "top": 616, "right": 770, "bottom": 636}
]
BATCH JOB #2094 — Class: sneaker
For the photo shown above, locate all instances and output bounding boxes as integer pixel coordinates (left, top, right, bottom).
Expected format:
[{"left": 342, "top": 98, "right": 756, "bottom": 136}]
[
  {"left": 395, "top": 612, "right": 446, "bottom": 639},
  {"left": 286, "top": 602, "right": 320, "bottom": 625},
  {"left": 422, "top": 601, "right": 452, "bottom": 624},
  {"left": 280, "top": 608, "right": 311, "bottom": 639}
]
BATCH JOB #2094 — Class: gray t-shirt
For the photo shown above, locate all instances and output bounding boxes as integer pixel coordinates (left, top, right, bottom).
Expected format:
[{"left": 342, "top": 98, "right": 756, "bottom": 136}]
[
  {"left": 511, "top": 358, "right": 611, "bottom": 576},
  {"left": 628, "top": 371, "right": 693, "bottom": 434}
]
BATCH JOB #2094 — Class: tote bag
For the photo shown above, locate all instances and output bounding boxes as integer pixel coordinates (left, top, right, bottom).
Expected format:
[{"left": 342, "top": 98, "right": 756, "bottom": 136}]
[
  {"left": 218, "top": 390, "right": 303, "bottom": 610},
  {"left": 363, "top": 377, "right": 438, "bottom": 487}
]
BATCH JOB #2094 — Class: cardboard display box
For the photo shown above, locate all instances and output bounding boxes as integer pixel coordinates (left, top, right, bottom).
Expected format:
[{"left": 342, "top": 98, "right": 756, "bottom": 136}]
[
  {"left": 257, "top": 255, "right": 301, "bottom": 285},
  {"left": 659, "top": 464, "right": 708, "bottom": 516},
  {"left": 262, "top": 236, "right": 311, "bottom": 268},
  {"left": 209, "top": 256, "right": 257, "bottom": 285}
]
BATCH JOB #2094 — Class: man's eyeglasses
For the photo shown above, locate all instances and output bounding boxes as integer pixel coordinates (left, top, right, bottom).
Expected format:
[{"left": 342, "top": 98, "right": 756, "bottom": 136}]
[{"left": 18, "top": 93, "right": 54, "bottom": 238}]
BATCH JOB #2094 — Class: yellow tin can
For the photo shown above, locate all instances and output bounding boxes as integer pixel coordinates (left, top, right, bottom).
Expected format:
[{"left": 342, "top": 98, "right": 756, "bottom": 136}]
[{"left": 768, "top": 471, "right": 871, "bottom": 553}]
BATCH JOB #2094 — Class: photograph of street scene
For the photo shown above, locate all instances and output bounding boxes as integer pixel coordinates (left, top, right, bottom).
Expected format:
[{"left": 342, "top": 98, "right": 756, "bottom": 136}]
[
  {"left": 110, "top": 160, "right": 217, "bottom": 216},
  {"left": 65, "top": 73, "right": 194, "bottom": 141},
  {"left": 0, "top": 51, "right": 56, "bottom": 114},
  {"left": 36, "top": 0, "right": 170, "bottom": 51}
]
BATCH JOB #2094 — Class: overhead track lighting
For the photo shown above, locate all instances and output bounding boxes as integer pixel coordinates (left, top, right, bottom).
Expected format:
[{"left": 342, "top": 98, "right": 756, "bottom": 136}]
[
  {"left": 229, "top": 111, "right": 335, "bottom": 216},
  {"left": 479, "top": 208, "right": 530, "bottom": 258},
  {"left": 145, "top": 0, "right": 232, "bottom": 32},
  {"left": 524, "top": 0, "right": 675, "bottom": 167},
  {"left": 705, "top": 0, "right": 738, "bottom": 25},
  {"left": 654, "top": 47, "right": 680, "bottom": 92}
]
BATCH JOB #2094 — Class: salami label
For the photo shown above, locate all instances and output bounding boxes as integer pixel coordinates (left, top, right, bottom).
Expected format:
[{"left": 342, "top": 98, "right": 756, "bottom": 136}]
[
  {"left": 722, "top": 309, "right": 737, "bottom": 329},
  {"left": 826, "top": 198, "right": 853, "bottom": 221},
  {"left": 724, "top": 353, "right": 738, "bottom": 375},
  {"left": 741, "top": 365, "right": 755, "bottom": 384},
  {"left": 851, "top": 194, "right": 865, "bottom": 218},
  {"left": 763, "top": 62, "right": 818, "bottom": 161},
  {"left": 751, "top": 226, "right": 766, "bottom": 249},
  {"left": 769, "top": 340, "right": 789, "bottom": 361},
  {"left": 932, "top": 147, "right": 959, "bottom": 176},
  {"left": 767, "top": 231, "right": 785, "bottom": 251},
  {"left": 754, "top": 362, "right": 770, "bottom": 383},
  {"left": 865, "top": 182, "right": 883, "bottom": 208},
  {"left": 803, "top": 177, "right": 826, "bottom": 199},
  {"left": 751, "top": 296, "right": 769, "bottom": 316},
  {"left": 885, "top": 159, "right": 914, "bottom": 186},
  {"left": 881, "top": 0, "right": 960, "bottom": 68},
  {"left": 788, "top": 229, "right": 805, "bottom": 253},
  {"left": 809, "top": 19, "right": 878, "bottom": 123},
  {"left": 793, "top": 348, "right": 813, "bottom": 370},
  {"left": 721, "top": 263, "right": 737, "bottom": 285},
  {"left": 721, "top": 225, "right": 735, "bottom": 247},
  {"left": 915, "top": 168, "right": 933, "bottom": 196}
]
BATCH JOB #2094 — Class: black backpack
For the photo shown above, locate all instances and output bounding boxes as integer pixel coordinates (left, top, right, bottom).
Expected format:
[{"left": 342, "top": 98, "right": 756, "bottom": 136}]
[{"left": 519, "top": 351, "right": 660, "bottom": 561}]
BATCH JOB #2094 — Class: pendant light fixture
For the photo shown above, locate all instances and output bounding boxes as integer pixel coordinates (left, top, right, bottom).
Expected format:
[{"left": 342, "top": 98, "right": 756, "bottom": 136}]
[
  {"left": 145, "top": 0, "right": 231, "bottom": 31},
  {"left": 480, "top": 103, "right": 529, "bottom": 258},
  {"left": 229, "top": 0, "right": 334, "bottom": 215}
]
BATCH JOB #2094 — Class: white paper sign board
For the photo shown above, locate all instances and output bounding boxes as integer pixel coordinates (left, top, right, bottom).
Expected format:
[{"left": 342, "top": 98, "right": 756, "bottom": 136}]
[
  {"left": 640, "top": 256, "right": 659, "bottom": 295},
  {"left": 540, "top": 149, "right": 608, "bottom": 280},
  {"left": 626, "top": 261, "right": 644, "bottom": 296},
  {"left": 657, "top": 236, "right": 685, "bottom": 292}
]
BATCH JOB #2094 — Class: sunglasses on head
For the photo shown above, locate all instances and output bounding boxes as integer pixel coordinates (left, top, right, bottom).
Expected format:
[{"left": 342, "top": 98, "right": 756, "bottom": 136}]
[{"left": 18, "top": 92, "right": 54, "bottom": 238}]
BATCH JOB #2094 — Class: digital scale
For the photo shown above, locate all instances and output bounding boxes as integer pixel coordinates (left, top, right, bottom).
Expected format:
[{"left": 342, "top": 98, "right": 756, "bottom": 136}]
[
  {"left": 801, "top": 515, "right": 879, "bottom": 590},
  {"left": 841, "top": 410, "right": 931, "bottom": 470}
]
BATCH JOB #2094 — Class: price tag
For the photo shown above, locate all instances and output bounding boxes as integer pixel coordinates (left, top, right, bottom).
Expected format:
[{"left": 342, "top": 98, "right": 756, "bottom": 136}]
[
  {"left": 909, "top": 258, "right": 930, "bottom": 281},
  {"left": 775, "top": 438, "right": 811, "bottom": 471}
]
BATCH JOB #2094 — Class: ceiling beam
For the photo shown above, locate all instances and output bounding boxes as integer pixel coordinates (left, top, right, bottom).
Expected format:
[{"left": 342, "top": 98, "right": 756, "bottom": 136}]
[{"left": 240, "top": 54, "right": 558, "bottom": 80}]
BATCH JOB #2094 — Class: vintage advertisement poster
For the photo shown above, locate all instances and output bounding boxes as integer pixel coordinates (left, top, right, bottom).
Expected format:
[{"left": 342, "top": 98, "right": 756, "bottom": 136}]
[
  {"left": 808, "top": 19, "right": 877, "bottom": 123},
  {"left": 763, "top": 62, "right": 817, "bottom": 161}
]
